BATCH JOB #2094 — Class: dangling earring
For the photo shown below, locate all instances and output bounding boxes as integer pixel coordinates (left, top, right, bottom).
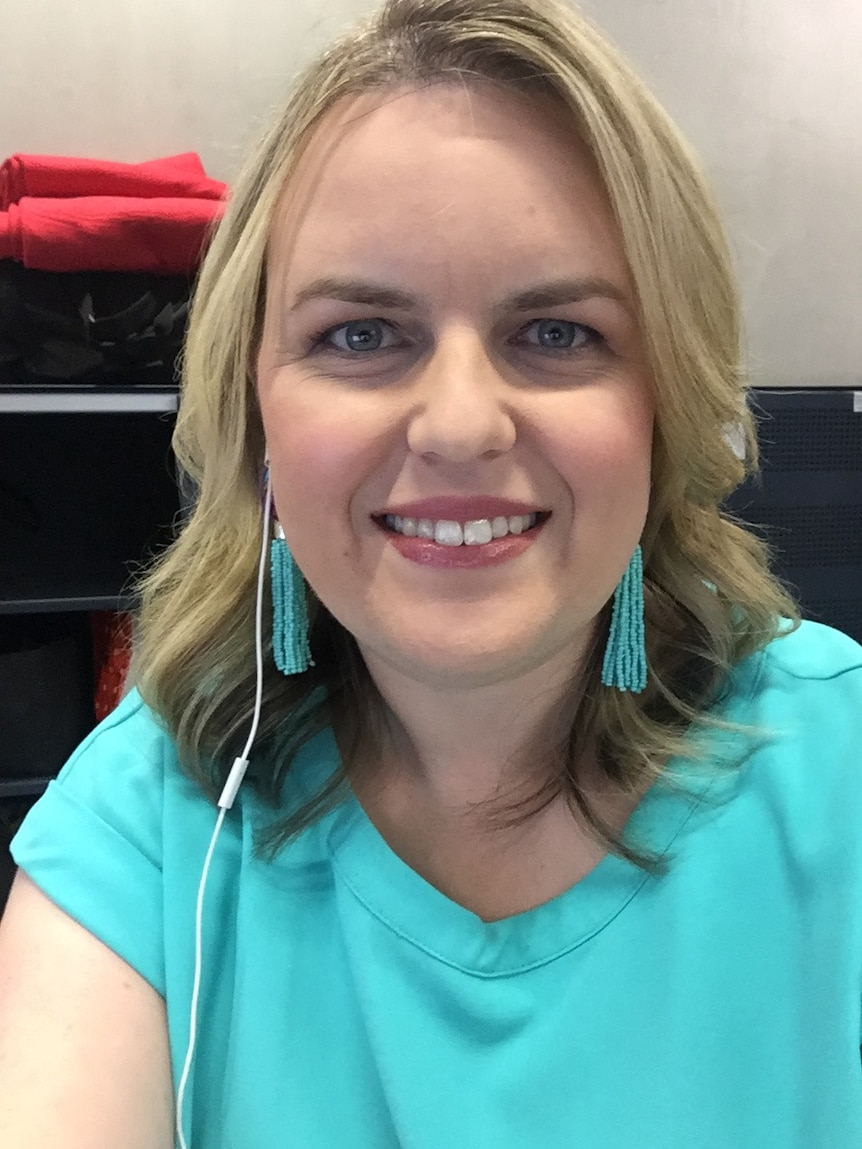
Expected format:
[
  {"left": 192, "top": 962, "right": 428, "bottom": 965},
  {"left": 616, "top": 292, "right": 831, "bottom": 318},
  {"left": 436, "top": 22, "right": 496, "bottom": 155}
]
[
  {"left": 270, "top": 522, "right": 313, "bottom": 675},
  {"left": 601, "top": 544, "right": 647, "bottom": 693}
]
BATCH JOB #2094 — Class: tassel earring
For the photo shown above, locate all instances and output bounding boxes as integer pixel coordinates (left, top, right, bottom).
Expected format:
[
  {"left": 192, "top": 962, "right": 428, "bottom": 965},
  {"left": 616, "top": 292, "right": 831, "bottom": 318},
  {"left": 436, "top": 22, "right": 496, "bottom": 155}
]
[
  {"left": 601, "top": 544, "right": 647, "bottom": 693},
  {"left": 270, "top": 523, "right": 313, "bottom": 675}
]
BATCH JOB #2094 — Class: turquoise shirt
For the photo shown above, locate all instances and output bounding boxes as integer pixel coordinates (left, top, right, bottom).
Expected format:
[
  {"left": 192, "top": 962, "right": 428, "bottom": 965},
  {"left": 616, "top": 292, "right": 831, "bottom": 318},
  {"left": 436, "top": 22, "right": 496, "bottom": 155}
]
[{"left": 11, "top": 619, "right": 862, "bottom": 1148}]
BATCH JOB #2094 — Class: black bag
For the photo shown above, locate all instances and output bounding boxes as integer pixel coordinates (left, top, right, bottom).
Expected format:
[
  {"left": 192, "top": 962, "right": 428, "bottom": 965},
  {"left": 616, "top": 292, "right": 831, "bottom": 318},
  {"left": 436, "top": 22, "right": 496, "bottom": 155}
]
[{"left": 0, "top": 260, "right": 191, "bottom": 387}]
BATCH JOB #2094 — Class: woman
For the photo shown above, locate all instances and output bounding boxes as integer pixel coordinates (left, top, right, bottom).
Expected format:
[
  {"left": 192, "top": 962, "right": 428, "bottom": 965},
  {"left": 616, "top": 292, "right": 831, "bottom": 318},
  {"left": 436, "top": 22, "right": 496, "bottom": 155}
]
[{"left": 2, "top": 0, "right": 861, "bottom": 1146}]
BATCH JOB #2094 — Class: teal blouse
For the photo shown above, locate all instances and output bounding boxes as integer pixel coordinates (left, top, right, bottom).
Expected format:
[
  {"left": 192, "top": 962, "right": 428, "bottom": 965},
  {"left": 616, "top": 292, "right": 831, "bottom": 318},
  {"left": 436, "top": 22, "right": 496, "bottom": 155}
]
[{"left": 11, "top": 619, "right": 862, "bottom": 1148}]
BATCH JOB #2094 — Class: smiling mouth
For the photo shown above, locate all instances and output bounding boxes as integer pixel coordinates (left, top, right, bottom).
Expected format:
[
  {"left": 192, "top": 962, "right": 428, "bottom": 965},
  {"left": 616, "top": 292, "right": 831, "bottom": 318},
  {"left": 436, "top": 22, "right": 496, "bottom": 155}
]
[{"left": 375, "top": 511, "right": 551, "bottom": 546}]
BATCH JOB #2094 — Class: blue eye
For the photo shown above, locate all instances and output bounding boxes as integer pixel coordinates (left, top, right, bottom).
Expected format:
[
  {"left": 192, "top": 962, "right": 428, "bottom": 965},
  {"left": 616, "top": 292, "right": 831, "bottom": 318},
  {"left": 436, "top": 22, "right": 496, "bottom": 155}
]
[
  {"left": 308, "top": 316, "right": 603, "bottom": 360},
  {"left": 521, "top": 319, "right": 597, "bottom": 350},
  {"left": 324, "top": 319, "right": 396, "bottom": 353}
]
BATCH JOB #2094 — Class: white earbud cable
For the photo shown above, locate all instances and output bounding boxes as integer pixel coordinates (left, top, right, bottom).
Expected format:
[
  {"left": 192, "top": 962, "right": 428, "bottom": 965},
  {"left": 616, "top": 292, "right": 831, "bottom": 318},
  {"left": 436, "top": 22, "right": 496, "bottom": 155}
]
[{"left": 175, "top": 476, "right": 273, "bottom": 1149}]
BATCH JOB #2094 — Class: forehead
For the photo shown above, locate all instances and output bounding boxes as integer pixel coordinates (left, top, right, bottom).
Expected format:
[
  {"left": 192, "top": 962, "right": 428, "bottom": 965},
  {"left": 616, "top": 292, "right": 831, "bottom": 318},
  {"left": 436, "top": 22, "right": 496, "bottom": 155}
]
[{"left": 266, "top": 81, "right": 630, "bottom": 293}]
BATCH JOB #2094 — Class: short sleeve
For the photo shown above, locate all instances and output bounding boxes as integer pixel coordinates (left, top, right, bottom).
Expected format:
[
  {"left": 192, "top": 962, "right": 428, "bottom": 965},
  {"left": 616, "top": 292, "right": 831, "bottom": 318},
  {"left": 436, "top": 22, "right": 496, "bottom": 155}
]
[{"left": 9, "top": 688, "right": 171, "bottom": 996}]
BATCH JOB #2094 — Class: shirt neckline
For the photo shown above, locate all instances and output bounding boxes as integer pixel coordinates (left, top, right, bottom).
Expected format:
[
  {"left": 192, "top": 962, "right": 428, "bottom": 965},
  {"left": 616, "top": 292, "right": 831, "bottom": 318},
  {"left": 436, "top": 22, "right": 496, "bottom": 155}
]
[{"left": 293, "top": 649, "right": 764, "bottom": 977}]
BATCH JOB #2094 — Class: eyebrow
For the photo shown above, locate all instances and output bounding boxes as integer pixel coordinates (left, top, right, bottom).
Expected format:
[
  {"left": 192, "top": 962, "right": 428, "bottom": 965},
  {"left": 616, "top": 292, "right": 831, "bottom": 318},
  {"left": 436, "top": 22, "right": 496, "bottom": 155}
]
[{"left": 287, "top": 275, "right": 632, "bottom": 315}]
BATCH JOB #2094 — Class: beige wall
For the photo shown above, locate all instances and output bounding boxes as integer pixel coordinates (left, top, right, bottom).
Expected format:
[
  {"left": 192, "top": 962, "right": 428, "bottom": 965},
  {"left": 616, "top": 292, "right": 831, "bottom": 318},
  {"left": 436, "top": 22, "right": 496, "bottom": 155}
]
[{"left": 2, "top": 0, "right": 861, "bottom": 387}]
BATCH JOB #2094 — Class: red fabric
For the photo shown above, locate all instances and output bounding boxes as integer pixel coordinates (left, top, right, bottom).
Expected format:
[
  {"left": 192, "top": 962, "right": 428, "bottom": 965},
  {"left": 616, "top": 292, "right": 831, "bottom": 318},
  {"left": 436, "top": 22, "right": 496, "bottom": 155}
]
[
  {"left": 0, "top": 152, "right": 226, "bottom": 208},
  {"left": 0, "top": 195, "right": 224, "bottom": 273},
  {"left": 91, "top": 611, "right": 134, "bottom": 722}
]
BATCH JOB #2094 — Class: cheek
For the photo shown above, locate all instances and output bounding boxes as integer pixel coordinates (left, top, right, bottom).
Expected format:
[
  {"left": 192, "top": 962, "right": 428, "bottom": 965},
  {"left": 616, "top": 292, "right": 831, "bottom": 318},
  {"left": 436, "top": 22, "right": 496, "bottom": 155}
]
[
  {"left": 555, "top": 401, "right": 654, "bottom": 586},
  {"left": 260, "top": 382, "right": 385, "bottom": 525},
  {"left": 548, "top": 388, "right": 654, "bottom": 491}
]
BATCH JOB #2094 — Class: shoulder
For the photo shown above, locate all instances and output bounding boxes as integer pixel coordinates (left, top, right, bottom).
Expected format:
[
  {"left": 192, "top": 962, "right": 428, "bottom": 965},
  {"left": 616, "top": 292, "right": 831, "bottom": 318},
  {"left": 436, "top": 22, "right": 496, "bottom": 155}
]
[
  {"left": 11, "top": 686, "right": 209, "bottom": 914},
  {"left": 758, "top": 617, "right": 862, "bottom": 684},
  {"left": 57, "top": 686, "right": 176, "bottom": 781},
  {"left": 727, "top": 620, "right": 862, "bottom": 838},
  {"left": 736, "top": 618, "right": 862, "bottom": 749},
  {"left": 8, "top": 689, "right": 189, "bottom": 996},
  {"left": 46, "top": 687, "right": 199, "bottom": 837},
  {"left": 744, "top": 619, "right": 862, "bottom": 747},
  {"left": 718, "top": 617, "right": 861, "bottom": 727},
  {"left": 63, "top": 685, "right": 177, "bottom": 763}
]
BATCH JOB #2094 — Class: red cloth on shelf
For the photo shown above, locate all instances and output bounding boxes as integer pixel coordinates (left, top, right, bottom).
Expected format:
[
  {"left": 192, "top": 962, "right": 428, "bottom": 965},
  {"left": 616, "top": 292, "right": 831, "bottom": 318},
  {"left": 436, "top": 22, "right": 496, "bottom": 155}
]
[
  {"left": 0, "top": 152, "right": 226, "bottom": 208},
  {"left": 0, "top": 195, "right": 224, "bottom": 273},
  {"left": 91, "top": 611, "right": 134, "bottom": 722}
]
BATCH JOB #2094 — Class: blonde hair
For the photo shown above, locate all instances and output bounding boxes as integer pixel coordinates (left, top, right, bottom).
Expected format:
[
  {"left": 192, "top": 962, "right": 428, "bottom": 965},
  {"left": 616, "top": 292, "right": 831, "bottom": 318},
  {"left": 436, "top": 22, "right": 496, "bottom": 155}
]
[{"left": 135, "top": 0, "right": 800, "bottom": 869}]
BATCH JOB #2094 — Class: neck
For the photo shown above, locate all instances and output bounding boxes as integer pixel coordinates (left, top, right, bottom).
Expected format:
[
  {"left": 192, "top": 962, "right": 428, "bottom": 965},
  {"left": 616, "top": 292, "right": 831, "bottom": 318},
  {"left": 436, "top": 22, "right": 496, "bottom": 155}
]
[{"left": 352, "top": 638, "right": 598, "bottom": 819}]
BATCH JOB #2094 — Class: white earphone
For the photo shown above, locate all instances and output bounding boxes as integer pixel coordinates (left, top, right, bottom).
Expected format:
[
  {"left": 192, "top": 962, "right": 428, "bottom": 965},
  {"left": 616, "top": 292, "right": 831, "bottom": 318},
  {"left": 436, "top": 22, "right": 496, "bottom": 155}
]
[{"left": 175, "top": 467, "right": 274, "bottom": 1149}]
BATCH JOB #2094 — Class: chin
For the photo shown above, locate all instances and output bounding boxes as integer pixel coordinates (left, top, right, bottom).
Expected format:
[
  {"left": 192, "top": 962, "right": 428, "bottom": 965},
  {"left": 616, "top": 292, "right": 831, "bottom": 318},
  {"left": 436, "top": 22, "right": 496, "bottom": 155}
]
[{"left": 364, "top": 626, "right": 565, "bottom": 690}]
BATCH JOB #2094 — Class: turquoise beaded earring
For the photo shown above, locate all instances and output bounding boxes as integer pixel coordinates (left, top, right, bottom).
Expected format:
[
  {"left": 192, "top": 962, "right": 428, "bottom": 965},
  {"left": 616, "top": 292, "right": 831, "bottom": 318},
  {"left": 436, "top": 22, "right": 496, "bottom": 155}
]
[
  {"left": 601, "top": 544, "right": 647, "bottom": 693},
  {"left": 270, "top": 521, "right": 313, "bottom": 675}
]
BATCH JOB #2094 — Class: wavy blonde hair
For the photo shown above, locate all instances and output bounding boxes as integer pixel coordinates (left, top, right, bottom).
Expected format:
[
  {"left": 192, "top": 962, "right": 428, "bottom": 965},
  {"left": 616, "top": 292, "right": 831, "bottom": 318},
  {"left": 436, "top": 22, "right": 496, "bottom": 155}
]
[{"left": 134, "top": 0, "right": 800, "bottom": 870}]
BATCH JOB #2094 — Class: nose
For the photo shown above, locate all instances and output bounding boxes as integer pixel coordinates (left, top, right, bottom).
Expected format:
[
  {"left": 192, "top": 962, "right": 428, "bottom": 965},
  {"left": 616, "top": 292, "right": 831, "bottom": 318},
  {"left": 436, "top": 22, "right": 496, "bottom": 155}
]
[{"left": 406, "top": 330, "right": 517, "bottom": 463}]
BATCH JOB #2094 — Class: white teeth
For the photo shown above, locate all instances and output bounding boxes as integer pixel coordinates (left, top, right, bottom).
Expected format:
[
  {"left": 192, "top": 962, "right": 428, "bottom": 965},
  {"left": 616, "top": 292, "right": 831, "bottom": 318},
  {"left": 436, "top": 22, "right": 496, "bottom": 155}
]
[
  {"left": 434, "top": 520, "right": 464, "bottom": 546},
  {"left": 384, "top": 512, "right": 541, "bottom": 544},
  {"left": 463, "top": 519, "right": 493, "bottom": 546}
]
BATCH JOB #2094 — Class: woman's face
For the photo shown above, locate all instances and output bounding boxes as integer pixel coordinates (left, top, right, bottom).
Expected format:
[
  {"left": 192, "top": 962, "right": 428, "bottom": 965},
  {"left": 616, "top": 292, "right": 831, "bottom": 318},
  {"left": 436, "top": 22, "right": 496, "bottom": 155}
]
[{"left": 257, "top": 82, "right": 655, "bottom": 691}]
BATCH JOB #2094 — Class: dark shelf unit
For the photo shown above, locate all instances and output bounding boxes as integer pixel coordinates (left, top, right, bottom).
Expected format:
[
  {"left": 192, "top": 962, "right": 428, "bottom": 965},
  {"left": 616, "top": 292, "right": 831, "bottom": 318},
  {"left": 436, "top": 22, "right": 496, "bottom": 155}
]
[
  {"left": 726, "top": 388, "right": 862, "bottom": 646},
  {"left": 0, "top": 388, "right": 180, "bottom": 617},
  {"left": 0, "top": 562, "right": 139, "bottom": 614},
  {"left": 1, "top": 387, "right": 181, "bottom": 906}
]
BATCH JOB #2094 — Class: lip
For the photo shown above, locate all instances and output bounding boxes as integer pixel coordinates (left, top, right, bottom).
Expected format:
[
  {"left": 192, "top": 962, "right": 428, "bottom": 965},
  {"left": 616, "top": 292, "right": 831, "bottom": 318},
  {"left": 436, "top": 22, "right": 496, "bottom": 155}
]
[
  {"left": 372, "top": 496, "right": 548, "bottom": 521},
  {"left": 381, "top": 528, "right": 541, "bottom": 569}
]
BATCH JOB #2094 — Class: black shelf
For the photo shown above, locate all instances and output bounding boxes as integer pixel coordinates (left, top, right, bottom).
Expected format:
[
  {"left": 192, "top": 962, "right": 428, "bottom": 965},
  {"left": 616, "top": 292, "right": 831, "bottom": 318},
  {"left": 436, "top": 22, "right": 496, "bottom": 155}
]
[
  {"left": 0, "top": 385, "right": 179, "bottom": 414},
  {"left": 0, "top": 778, "right": 52, "bottom": 800},
  {"left": 0, "top": 562, "right": 138, "bottom": 614},
  {"left": 0, "top": 595, "right": 135, "bottom": 614},
  {"left": 0, "top": 408, "right": 180, "bottom": 619}
]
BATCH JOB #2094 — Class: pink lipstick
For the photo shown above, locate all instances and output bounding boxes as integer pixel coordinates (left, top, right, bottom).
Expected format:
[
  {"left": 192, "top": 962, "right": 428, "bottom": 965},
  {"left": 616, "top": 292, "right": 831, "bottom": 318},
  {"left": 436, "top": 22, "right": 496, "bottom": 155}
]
[{"left": 371, "top": 497, "right": 550, "bottom": 570}]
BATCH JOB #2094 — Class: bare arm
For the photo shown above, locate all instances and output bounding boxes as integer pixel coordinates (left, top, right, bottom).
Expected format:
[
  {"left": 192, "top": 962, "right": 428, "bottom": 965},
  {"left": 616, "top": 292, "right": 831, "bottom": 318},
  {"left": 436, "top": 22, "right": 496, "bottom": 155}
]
[{"left": 0, "top": 869, "right": 174, "bottom": 1149}]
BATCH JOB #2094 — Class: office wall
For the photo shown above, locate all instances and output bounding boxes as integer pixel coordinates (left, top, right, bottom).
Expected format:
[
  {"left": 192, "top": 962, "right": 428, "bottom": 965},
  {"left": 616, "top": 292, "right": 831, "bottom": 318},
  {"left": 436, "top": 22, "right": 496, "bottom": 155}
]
[{"left": 3, "top": 0, "right": 860, "bottom": 386}]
